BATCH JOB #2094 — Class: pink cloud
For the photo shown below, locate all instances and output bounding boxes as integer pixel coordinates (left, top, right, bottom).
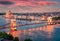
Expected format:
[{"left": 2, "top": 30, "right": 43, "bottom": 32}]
[
  {"left": 10, "top": 1, "right": 59, "bottom": 8},
  {"left": 14, "top": 1, "right": 32, "bottom": 6},
  {"left": 37, "top": 1, "right": 59, "bottom": 6},
  {"left": 0, "top": 0, "right": 59, "bottom": 10},
  {"left": 0, "top": 0, "right": 59, "bottom": 6},
  {"left": 9, "top": 1, "right": 36, "bottom": 8}
]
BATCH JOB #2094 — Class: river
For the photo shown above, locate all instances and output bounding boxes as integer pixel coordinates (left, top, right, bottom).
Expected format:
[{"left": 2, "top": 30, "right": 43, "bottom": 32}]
[{"left": 0, "top": 15, "right": 60, "bottom": 41}]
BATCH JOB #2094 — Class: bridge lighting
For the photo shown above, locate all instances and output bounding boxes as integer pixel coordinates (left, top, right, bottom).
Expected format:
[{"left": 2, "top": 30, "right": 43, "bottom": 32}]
[{"left": 47, "top": 17, "right": 52, "bottom": 24}]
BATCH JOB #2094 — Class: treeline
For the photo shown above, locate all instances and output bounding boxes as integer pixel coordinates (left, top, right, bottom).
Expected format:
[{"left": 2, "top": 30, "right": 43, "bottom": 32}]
[
  {"left": 0, "top": 32, "right": 19, "bottom": 41},
  {"left": 52, "top": 17, "right": 60, "bottom": 20},
  {"left": 0, "top": 32, "right": 32, "bottom": 41},
  {"left": 0, "top": 13, "right": 5, "bottom": 15}
]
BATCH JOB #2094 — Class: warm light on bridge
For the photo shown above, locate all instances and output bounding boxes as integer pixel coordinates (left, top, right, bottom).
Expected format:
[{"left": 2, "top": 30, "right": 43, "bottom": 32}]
[
  {"left": 5, "top": 10, "right": 14, "bottom": 19},
  {"left": 47, "top": 17, "right": 52, "bottom": 24}
]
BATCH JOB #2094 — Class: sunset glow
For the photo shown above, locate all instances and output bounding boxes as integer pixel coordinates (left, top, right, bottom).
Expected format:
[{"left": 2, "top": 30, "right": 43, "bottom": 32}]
[
  {"left": 0, "top": 0, "right": 60, "bottom": 41},
  {"left": 0, "top": 0, "right": 60, "bottom": 13}
]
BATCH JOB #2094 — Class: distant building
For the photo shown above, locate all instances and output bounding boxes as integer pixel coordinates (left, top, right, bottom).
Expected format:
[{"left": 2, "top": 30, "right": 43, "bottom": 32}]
[{"left": 41, "top": 15, "right": 47, "bottom": 21}]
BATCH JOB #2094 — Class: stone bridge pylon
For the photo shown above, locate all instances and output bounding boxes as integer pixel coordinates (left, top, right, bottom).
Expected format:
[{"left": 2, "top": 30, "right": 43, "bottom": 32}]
[{"left": 5, "top": 10, "right": 17, "bottom": 33}]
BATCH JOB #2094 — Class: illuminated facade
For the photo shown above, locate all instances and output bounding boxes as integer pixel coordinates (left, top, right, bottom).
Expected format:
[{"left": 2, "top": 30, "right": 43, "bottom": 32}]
[
  {"left": 41, "top": 15, "right": 47, "bottom": 21},
  {"left": 10, "top": 19, "right": 17, "bottom": 32},
  {"left": 6, "top": 10, "right": 17, "bottom": 33},
  {"left": 47, "top": 17, "right": 52, "bottom": 24},
  {"left": 5, "top": 10, "right": 14, "bottom": 19}
]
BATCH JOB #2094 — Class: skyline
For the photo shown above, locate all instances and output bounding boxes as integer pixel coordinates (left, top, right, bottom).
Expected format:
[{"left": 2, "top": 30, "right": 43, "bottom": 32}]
[{"left": 0, "top": 0, "right": 60, "bottom": 13}]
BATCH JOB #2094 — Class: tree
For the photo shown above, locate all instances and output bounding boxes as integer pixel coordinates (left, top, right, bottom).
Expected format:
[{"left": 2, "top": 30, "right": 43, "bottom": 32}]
[
  {"left": 7, "top": 34, "right": 13, "bottom": 40},
  {"left": 0, "top": 32, "right": 14, "bottom": 40},
  {"left": 0, "top": 32, "right": 19, "bottom": 41},
  {"left": 13, "top": 37, "right": 19, "bottom": 41},
  {"left": 24, "top": 38, "right": 32, "bottom": 41},
  {"left": 0, "top": 32, "right": 7, "bottom": 38},
  {"left": 52, "top": 17, "right": 60, "bottom": 20}
]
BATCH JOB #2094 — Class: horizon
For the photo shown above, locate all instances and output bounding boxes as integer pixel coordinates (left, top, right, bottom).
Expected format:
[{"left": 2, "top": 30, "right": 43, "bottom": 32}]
[{"left": 0, "top": 11, "right": 60, "bottom": 13}]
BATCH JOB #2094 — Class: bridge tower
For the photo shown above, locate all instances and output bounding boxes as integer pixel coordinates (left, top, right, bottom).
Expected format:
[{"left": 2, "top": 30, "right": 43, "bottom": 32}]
[
  {"left": 5, "top": 10, "right": 14, "bottom": 19},
  {"left": 10, "top": 19, "right": 17, "bottom": 32},
  {"left": 6, "top": 10, "right": 17, "bottom": 33}
]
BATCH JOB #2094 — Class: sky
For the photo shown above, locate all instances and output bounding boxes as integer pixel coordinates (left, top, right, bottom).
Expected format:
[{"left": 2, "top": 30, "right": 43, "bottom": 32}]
[{"left": 0, "top": 0, "right": 60, "bottom": 13}]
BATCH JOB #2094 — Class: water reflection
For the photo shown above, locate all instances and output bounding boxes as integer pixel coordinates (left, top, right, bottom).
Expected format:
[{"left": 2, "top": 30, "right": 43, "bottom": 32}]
[
  {"left": 1, "top": 14, "right": 60, "bottom": 41},
  {"left": 10, "top": 25, "right": 56, "bottom": 41}
]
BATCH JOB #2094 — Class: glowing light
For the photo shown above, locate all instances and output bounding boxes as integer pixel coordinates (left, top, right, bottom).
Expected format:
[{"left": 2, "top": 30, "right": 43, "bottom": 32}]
[
  {"left": 47, "top": 17, "right": 52, "bottom": 24},
  {"left": 5, "top": 10, "right": 14, "bottom": 19}
]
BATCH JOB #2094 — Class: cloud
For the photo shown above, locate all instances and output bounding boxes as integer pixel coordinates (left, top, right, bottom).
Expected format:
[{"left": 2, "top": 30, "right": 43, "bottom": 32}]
[
  {"left": 10, "top": 1, "right": 59, "bottom": 7},
  {"left": 17, "top": 0, "right": 30, "bottom": 1},
  {"left": 0, "top": 0, "right": 60, "bottom": 13},
  {"left": 9, "top": 1, "right": 35, "bottom": 8},
  {"left": 19, "top": 6, "right": 31, "bottom": 10},
  {"left": 37, "top": 1, "right": 59, "bottom": 6},
  {"left": 0, "top": 1, "right": 14, "bottom": 5},
  {"left": 0, "top": 0, "right": 59, "bottom": 6}
]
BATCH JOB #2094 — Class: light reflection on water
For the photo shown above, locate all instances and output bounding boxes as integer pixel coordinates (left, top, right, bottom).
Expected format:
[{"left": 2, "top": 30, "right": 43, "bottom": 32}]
[
  {"left": 0, "top": 15, "right": 60, "bottom": 41},
  {"left": 10, "top": 25, "right": 59, "bottom": 41}
]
